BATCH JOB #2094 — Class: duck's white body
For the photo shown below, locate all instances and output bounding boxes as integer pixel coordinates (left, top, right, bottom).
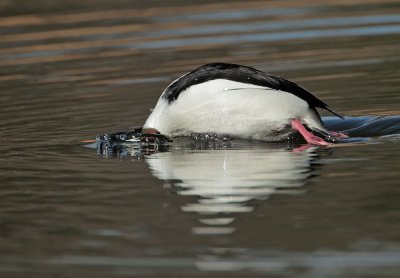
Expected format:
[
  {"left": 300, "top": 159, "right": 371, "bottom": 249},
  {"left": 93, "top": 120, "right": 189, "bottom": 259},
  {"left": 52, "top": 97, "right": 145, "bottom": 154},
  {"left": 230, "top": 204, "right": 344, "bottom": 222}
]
[
  {"left": 144, "top": 79, "right": 326, "bottom": 141},
  {"left": 142, "top": 63, "right": 342, "bottom": 143}
]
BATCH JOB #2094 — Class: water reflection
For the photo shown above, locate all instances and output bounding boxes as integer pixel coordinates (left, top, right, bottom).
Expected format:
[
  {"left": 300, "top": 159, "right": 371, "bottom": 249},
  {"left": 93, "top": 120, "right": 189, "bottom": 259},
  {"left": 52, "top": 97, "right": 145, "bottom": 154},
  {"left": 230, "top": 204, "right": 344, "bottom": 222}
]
[
  {"left": 147, "top": 144, "right": 316, "bottom": 235},
  {"left": 96, "top": 138, "right": 318, "bottom": 235}
]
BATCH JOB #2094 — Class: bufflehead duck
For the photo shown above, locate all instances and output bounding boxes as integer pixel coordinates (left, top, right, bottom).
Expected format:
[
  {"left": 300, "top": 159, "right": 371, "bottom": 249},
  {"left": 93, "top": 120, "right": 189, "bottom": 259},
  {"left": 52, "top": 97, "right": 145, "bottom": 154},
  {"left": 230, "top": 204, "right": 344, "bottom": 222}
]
[{"left": 143, "top": 63, "right": 346, "bottom": 145}]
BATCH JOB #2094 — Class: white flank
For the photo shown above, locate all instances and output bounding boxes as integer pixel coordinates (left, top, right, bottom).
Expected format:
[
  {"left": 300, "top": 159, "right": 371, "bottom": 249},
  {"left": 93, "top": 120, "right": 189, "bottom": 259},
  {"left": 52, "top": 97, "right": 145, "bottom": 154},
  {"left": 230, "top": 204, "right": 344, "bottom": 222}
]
[{"left": 144, "top": 79, "right": 326, "bottom": 141}]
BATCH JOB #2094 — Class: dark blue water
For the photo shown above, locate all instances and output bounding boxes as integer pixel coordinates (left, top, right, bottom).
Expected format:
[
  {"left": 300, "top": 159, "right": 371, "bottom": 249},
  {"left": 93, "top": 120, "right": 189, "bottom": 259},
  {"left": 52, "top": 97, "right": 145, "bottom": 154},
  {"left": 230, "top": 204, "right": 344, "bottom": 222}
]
[{"left": 325, "top": 116, "right": 400, "bottom": 138}]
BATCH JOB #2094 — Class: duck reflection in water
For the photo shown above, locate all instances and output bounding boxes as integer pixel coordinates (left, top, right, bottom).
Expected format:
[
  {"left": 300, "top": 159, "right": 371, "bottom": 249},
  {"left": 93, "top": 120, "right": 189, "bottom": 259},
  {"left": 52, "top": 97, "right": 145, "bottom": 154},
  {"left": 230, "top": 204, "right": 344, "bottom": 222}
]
[
  {"left": 148, "top": 141, "right": 318, "bottom": 235},
  {"left": 96, "top": 138, "right": 318, "bottom": 235}
]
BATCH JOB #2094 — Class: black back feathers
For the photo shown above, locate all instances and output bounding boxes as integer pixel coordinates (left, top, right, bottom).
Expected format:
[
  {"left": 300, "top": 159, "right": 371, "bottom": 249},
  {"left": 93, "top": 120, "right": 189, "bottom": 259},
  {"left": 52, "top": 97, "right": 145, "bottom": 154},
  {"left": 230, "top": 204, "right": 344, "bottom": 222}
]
[{"left": 162, "top": 63, "right": 343, "bottom": 118}]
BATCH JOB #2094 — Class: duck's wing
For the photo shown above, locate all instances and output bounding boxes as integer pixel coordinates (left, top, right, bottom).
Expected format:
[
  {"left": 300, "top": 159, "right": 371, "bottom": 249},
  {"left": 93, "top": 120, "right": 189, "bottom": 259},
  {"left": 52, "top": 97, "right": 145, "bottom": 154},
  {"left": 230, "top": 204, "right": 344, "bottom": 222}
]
[{"left": 162, "top": 63, "right": 343, "bottom": 119}]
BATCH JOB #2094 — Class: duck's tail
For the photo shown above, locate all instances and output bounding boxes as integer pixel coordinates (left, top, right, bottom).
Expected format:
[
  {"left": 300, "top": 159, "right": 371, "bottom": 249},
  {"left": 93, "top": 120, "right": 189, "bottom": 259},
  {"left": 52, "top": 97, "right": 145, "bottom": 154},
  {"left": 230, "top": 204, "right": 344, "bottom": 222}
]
[{"left": 325, "top": 106, "right": 344, "bottom": 119}]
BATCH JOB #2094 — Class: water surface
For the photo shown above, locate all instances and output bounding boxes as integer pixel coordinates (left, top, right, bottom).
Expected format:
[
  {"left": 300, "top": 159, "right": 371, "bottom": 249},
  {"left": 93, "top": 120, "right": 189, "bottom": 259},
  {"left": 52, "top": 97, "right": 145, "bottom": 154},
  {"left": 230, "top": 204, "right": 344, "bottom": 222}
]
[{"left": 1, "top": 0, "right": 400, "bottom": 277}]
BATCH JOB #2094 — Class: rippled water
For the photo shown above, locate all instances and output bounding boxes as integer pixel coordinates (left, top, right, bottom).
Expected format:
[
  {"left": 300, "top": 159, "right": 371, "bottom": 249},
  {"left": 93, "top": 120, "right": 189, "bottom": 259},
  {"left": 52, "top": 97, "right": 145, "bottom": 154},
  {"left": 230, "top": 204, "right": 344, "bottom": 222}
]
[{"left": 1, "top": 0, "right": 400, "bottom": 277}]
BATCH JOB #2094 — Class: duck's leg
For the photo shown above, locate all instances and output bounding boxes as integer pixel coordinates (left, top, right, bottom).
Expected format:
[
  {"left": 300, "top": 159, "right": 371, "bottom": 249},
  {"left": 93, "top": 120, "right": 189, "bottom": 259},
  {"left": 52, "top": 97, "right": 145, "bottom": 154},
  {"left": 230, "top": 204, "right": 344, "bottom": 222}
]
[{"left": 291, "top": 119, "right": 330, "bottom": 146}]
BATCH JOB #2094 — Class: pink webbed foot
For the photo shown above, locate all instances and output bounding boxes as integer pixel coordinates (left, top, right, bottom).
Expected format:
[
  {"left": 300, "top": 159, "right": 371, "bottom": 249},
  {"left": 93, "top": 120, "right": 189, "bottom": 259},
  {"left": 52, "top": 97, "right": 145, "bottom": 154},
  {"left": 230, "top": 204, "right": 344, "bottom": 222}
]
[{"left": 291, "top": 119, "right": 330, "bottom": 146}]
